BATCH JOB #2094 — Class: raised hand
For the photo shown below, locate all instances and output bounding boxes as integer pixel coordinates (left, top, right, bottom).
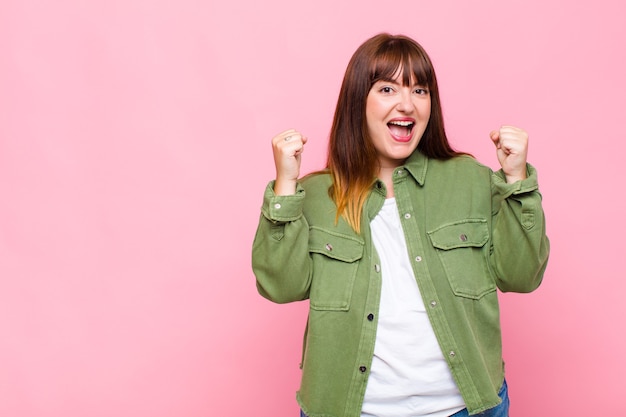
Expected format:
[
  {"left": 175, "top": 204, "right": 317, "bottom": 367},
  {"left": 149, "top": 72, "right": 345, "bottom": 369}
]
[
  {"left": 489, "top": 126, "right": 529, "bottom": 183},
  {"left": 271, "top": 129, "right": 308, "bottom": 195}
]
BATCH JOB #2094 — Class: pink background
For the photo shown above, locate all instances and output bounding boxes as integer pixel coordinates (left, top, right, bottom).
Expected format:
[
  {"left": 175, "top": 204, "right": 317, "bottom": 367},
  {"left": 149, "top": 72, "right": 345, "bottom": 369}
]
[{"left": 1, "top": 0, "right": 625, "bottom": 415}]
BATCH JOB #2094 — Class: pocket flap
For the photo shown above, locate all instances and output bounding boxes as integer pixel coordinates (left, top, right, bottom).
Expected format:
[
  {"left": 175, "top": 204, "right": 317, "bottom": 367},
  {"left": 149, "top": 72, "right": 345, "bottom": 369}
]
[
  {"left": 429, "top": 219, "right": 489, "bottom": 250},
  {"left": 309, "top": 226, "right": 364, "bottom": 262}
]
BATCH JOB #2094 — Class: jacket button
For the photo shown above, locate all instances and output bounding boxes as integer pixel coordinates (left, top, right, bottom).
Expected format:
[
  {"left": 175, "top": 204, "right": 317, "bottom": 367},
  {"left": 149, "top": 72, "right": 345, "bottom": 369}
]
[
  {"left": 374, "top": 264, "right": 381, "bottom": 273},
  {"left": 404, "top": 213, "right": 411, "bottom": 219},
  {"left": 367, "top": 313, "right": 374, "bottom": 321},
  {"left": 459, "top": 234, "right": 468, "bottom": 242},
  {"left": 325, "top": 243, "right": 333, "bottom": 251},
  {"left": 274, "top": 203, "right": 281, "bottom": 209},
  {"left": 359, "top": 366, "right": 367, "bottom": 373},
  {"left": 415, "top": 256, "right": 422, "bottom": 262}
]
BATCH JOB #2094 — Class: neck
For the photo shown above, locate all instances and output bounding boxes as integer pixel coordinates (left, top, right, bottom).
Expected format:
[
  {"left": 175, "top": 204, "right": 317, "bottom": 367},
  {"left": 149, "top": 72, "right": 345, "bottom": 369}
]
[{"left": 377, "top": 166, "right": 396, "bottom": 198}]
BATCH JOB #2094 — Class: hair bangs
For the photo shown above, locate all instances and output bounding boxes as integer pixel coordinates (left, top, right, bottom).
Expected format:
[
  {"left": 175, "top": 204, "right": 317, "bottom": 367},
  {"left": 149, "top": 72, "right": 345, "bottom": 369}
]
[
  {"left": 369, "top": 40, "right": 433, "bottom": 88},
  {"left": 326, "top": 33, "right": 464, "bottom": 233}
]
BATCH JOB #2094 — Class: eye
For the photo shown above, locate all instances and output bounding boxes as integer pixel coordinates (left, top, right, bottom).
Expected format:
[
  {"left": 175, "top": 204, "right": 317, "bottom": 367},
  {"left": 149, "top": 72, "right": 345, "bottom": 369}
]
[
  {"left": 379, "top": 86, "right": 395, "bottom": 94},
  {"left": 414, "top": 87, "right": 429, "bottom": 95}
]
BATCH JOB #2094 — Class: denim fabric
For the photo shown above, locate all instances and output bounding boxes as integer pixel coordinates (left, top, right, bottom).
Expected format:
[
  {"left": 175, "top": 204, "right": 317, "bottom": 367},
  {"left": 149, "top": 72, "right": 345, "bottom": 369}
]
[
  {"left": 300, "top": 379, "right": 509, "bottom": 417},
  {"left": 449, "top": 379, "right": 509, "bottom": 417}
]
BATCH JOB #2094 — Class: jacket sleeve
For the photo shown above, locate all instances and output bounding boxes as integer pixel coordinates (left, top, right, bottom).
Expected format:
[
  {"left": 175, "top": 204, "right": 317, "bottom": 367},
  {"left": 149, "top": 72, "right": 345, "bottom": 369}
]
[
  {"left": 251, "top": 181, "right": 312, "bottom": 303},
  {"left": 490, "top": 164, "right": 550, "bottom": 293}
]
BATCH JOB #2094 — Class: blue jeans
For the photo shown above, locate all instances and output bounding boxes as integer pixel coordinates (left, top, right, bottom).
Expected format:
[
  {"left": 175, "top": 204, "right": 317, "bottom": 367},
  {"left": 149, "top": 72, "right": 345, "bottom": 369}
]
[
  {"left": 300, "top": 379, "right": 509, "bottom": 417},
  {"left": 449, "top": 379, "right": 509, "bottom": 417}
]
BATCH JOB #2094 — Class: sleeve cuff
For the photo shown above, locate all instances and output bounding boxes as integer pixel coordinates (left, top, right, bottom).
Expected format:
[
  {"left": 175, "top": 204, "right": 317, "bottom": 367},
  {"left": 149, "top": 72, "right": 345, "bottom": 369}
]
[
  {"left": 492, "top": 163, "right": 540, "bottom": 199},
  {"left": 260, "top": 181, "right": 306, "bottom": 222}
]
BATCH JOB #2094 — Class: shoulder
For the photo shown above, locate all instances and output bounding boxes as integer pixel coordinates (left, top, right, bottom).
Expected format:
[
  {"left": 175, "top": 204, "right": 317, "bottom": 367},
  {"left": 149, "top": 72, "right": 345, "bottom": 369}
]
[
  {"left": 430, "top": 155, "right": 492, "bottom": 176},
  {"left": 299, "top": 171, "right": 342, "bottom": 226},
  {"left": 424, "top": 155, "right": 493, "bottom": 192},
  {"left": 301, "top": 170, "right": 332, "bottom": 193},
  {"left": 300, "top": 170, "right": 334, "bottom": 209}
]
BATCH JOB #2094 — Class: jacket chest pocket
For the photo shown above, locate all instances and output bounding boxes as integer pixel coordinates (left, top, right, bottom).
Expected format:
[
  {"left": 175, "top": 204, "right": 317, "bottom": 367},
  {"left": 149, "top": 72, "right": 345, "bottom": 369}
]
[
  {"left": 428, "top": 219, "right": 495, "bottom": 300},
  {"left": 308, "top": 227, "right": 364, "bottom": 311}
]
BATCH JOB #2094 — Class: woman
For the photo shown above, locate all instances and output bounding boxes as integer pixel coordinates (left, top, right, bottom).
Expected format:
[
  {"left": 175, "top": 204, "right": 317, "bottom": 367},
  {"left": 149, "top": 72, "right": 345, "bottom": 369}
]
[{"left": 252, "top": 33, "right": 549, "bottom": 417}]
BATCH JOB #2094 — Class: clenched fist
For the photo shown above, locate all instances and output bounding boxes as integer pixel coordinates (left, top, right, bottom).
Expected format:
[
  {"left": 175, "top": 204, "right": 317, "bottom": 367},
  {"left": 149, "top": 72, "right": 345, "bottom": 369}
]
[
  {"left": 272, "top": 129, "right": 308, "bottom": 195},
  {"left": 490, "top": 126, "right": 529, "bottom": 183}
]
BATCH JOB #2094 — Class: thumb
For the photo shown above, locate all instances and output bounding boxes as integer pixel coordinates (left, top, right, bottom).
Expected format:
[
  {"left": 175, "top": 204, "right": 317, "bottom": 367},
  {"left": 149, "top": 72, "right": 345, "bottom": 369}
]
[{"left": 489, "top": 130, "right": 500, "bottom": 148}]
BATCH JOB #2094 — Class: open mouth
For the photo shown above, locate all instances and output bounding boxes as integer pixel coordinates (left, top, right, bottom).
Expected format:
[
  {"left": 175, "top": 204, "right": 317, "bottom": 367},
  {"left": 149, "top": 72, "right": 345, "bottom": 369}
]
[{"left": 387, "top": 120, "right": 414, "bottom": 139}]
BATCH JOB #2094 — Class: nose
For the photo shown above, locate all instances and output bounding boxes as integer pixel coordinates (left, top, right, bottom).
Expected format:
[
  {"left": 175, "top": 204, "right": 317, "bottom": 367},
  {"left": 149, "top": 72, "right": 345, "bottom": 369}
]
[{"left": 396, "top": 88, "right": 415, "bottom": 113}]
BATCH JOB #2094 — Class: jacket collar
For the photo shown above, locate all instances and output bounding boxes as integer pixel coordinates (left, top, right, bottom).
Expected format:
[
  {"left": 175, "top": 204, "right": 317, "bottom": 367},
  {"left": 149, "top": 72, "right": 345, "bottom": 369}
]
[
  {"left": 365, "top": 151, "right": 429, "bottom": 222},
  {"left": 403, "top": 150, "right": 428, "bottom": 186}
]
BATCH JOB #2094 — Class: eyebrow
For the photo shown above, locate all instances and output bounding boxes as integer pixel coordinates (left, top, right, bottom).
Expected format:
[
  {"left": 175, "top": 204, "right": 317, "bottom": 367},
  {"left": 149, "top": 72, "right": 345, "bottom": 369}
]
[
  {"left": 376, "top": 78, "right": 426, "bottom": 87},
  {"left": 375, "top": 77, "right": 403, "bottom": 85}
]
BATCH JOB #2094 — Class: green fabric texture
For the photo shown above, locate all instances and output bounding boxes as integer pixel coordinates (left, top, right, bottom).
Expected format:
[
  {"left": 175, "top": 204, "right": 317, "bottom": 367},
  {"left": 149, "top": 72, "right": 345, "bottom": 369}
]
[{"left": 252, "top": 151, "right": 549, "bottom": 417}]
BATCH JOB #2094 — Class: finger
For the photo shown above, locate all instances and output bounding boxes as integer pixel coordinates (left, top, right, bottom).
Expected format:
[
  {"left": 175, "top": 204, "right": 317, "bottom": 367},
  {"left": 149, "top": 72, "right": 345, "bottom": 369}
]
[
  {"left": 499, "top": 126, "right": 528, "bottom": 148},
  {"left": 489, "top": 130, "right": 501, "bottom": 148},
  {"left": 499, "top": 125, "right": 523, "bottom": 133},
  {"left": 280, "top": 131, "right": 303, "bottom": 145},
  {"left": 282, "top": 135, "right": 304, "bottom": 152},
  {"left": 275, "top": 135, "right": 306, "bottom": 163},
  {"left": 498, "top": 126, "right": 528, "bottom": 142},
  {"left": 272, "top": 129, "right": 297, "bottom": 145},
  {"left": 294, "top": 136, "right": 308, "bottom": 155}
]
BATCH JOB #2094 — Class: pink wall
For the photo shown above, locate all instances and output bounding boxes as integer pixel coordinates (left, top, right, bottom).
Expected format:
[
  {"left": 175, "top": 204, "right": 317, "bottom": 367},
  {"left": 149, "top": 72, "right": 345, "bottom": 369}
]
[{"left": 1, "top": 0, "right": 624, "bottom": 415}]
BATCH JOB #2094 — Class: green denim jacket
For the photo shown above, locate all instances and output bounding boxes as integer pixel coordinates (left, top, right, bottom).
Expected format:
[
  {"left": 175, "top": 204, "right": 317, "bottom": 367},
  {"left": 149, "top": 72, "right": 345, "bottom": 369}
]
[{"left": 252, "top": 151, "right": 549, "bottom": 417}]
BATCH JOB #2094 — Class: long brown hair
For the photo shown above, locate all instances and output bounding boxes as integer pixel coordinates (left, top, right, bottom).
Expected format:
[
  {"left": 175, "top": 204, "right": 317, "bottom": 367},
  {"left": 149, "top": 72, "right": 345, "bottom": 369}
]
[{"left": 327, "top": 33, "right": 464, "bottom": 233}]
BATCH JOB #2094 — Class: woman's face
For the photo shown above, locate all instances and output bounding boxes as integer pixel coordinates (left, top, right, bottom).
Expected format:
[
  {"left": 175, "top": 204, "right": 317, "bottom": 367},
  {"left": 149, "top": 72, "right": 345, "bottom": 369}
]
[{"left": 365, "top": 73, "right": 431, "bottom": 171}]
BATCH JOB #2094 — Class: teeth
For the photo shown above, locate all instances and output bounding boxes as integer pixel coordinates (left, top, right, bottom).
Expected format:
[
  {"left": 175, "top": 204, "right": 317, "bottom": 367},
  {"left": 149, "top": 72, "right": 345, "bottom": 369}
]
[{"left": 389, "top": 121, "right": 414, "bottom": 126}]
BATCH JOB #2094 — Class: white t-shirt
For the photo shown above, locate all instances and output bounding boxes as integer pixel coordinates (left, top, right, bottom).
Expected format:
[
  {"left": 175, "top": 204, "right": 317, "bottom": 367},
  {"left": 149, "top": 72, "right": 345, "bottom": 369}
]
[{"left": 361, "top": 198, "right": 465, "bottom": 417}]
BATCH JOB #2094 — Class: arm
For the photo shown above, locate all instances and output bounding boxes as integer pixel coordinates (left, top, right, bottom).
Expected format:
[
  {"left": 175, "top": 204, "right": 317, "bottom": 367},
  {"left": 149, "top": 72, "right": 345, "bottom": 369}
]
[
  {"left": 490, "top": 165, "right": 550, "bottom": 292},
  {"left": 488, "top": 126, "right": 550, "bottom": 292},
  {"left": 251, "top": 129, "right": 312, "bottom": 303},
  {"left": 252, "top": 182, "right": 312, "bottom": 303}
]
